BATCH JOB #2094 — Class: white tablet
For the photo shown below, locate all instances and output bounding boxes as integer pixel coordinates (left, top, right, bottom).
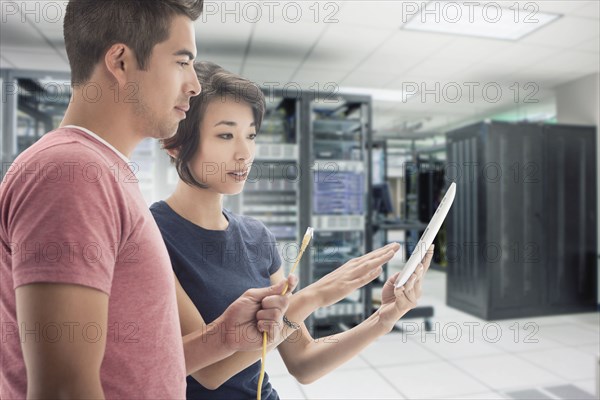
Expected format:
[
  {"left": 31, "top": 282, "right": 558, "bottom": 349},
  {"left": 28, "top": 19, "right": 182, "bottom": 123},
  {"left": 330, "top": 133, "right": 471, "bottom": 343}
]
[{"left": 395, "top": 182, "right": 456, "bottom": 288}]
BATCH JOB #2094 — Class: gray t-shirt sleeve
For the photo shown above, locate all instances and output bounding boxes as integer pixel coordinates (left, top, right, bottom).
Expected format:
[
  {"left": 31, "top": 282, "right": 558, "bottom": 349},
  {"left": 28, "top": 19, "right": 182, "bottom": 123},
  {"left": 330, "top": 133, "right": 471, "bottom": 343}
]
[{"left": 265, "top": 228, "right": 282, "bottom": 275}]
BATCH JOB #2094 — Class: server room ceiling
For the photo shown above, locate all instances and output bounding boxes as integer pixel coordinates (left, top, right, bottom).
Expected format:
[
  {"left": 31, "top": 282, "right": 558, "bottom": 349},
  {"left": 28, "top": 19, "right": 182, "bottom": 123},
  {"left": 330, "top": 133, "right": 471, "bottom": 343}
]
[{"left": 1, "top": 1, "right": 598, "bottom": 134}]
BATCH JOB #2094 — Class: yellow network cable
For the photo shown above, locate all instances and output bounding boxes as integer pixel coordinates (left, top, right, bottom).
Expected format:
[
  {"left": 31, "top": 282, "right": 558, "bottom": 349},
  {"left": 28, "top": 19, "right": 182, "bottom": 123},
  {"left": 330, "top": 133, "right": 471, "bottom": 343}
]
[{"left": 257, "top": 227, "right": 313, "bottom": 400}]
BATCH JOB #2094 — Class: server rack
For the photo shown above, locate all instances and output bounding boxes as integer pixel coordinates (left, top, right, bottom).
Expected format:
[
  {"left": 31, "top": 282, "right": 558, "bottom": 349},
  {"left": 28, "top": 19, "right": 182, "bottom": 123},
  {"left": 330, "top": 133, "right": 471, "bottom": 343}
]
[
  {"left": 230, "top": 91, "right": 301, "bottom": 276},
  {"left": 416, "top": 156, "right": 448, "bottom": 267},
  {"left": 233, "top": 89, "right": 373, "bottom": 337},
  {"left": 544, "top": 124, "right": 598, "bottom": 310},
  {"left": 446, "top": 121, "right": 597, "bottom": 320},
  {"left": 302, "top": 93, "right": 373, "bottom": 336},
  {"left": 1, "top": 69, "right": 71, "bottom": 175}
]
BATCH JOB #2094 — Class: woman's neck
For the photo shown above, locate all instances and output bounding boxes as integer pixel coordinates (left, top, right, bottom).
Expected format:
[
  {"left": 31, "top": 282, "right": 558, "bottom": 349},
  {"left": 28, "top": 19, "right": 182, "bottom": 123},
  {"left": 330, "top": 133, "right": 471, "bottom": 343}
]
[{"left": 166, "top": 180, "right": 229, "bottom": 231}]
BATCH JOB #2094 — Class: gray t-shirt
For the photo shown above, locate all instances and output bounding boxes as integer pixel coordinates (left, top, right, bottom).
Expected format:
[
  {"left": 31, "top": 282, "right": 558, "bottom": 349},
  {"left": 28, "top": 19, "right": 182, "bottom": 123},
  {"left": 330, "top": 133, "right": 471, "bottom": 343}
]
[{"left": 150, "top": 200, "right": 281, "bottom": 400}]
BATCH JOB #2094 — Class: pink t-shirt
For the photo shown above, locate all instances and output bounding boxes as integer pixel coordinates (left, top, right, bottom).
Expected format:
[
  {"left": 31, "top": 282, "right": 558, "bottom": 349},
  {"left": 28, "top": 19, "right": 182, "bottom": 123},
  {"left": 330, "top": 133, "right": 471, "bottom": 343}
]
[{"left": 0, "top": 127, "right": 186, "bottom": 398}]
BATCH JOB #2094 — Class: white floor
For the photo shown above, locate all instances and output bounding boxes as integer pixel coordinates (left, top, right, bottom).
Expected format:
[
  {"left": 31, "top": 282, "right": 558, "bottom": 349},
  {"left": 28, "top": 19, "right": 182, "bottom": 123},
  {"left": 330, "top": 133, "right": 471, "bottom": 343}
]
[{"left": 266, "top": 270, "right": 600, "bottom": 400}]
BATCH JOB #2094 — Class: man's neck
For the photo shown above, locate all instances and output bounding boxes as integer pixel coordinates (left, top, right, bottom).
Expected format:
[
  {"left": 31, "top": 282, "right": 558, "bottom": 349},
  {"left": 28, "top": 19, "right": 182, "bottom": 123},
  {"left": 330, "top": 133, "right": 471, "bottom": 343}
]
[{"left": 60, "top": 91, "right": 142, "bottom": 158}]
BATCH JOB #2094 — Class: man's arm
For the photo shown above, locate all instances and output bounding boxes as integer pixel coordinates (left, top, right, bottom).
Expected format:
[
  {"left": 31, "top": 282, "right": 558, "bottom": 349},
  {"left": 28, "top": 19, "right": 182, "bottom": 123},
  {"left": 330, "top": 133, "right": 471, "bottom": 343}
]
[
  {"left": 174, "top": 275, "right": 234, "bottom": 376},
  {"left": 16, "top": 283, "right": 108, "bottom": 399}
]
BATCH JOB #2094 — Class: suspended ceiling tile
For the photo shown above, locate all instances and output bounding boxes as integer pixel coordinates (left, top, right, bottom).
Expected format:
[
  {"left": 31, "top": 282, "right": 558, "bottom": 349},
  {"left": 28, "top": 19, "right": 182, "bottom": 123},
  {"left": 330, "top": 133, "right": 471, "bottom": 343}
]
[
  {"left": 561, "top": 0, "right": 600, "bottom": 18},
  {"left": 520, "top": 16, "right": 599, "bottom": 48},
  {"left": 339, "top": 69, "right": 398, "bottom": 88},
  {"left": 300, "top": 24, "right": 391, "bottom": 70},
  {"left": 241, "top": 63, "right": 295, "bottom": 85},
  {"left": 335, "top": 1, "right": 416, "bottom": 29},
  {"left": 0, "top": 6, "right": 49, "bottom": 48}
]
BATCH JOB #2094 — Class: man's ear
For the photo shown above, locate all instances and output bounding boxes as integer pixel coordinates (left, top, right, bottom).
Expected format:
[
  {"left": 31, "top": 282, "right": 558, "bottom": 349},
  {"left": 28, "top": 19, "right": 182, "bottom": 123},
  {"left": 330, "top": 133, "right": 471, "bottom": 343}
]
[{"left": 104, "top": 43, "right": 135, "bottom": 87}]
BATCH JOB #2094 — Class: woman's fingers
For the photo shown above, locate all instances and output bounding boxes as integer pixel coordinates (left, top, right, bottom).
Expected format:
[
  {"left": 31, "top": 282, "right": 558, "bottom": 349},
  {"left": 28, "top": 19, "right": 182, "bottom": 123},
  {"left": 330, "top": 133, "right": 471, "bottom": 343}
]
[
  {"left": 397, "top": 270, "right": 423, "bottom": 305},
  {"left": 414, "top": 280, "right": 422, "bottom": 298},
  {"left": 422, "top": 245, "right": 435, "bottom": 269},
  {"left": 404, "top": 287, "right": 418, "bottom": 305},
  {"left": 404, "top": 273, "right": 418, "bottom": 291},
  {"left": 351, "top": 243, "right": 399, "bottom": 265},
  {"left": 358, "top": 249, "right": 395, "bottom": 272},
  {"left": 351, "top": 250, "right": 395, "bottom": 285}
]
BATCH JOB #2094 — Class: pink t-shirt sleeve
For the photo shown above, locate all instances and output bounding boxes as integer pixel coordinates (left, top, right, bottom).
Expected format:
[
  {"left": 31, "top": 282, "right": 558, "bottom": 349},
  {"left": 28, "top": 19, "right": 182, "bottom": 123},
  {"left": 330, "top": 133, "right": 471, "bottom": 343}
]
[{"left": 8, "top": 144, "right": 124, "bottom": 295}]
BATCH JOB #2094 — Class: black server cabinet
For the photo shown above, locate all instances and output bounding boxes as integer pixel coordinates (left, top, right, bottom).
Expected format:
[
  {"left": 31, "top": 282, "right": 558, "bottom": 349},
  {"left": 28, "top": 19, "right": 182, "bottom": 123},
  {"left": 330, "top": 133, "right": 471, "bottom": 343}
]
[
  {"left": 446, "top": 121, "right": 597, "bottom": 320},
  {"left": 543, "top": 124, "right": 597, "bottom": 310}
]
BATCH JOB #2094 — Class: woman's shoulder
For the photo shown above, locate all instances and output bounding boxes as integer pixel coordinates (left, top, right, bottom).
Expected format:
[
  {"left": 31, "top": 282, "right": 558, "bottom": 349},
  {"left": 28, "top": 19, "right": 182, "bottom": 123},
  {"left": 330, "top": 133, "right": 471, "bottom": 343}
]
[
  {"left": 224, "top": 208, "right": 273, "bottom": 237},
  {"left": 149, "top": 200, "right": 169, "bottom": 220},
  {"left": 149, "top": 201, "right": 181, "bottom": 232}
]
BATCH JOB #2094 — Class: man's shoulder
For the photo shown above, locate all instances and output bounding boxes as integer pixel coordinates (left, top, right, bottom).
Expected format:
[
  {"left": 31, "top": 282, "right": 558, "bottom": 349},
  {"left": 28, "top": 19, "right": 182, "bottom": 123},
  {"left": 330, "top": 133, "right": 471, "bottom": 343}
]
[
  {"left": 2, "top": 128, "right": 133, "bottom": 194},
  {"left": 14, "top": 128, "right": 117, "bottom": 167}
]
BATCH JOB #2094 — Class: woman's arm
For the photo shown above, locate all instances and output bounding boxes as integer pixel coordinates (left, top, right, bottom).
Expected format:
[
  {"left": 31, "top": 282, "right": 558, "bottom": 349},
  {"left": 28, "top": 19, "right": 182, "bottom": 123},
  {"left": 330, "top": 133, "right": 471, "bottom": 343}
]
[
  {"left": 176, "top": 270, "right": 317, "bottom": 390},
  {"left": 278, "top": 246, "right": 434, "bottom": 384},
  {"left": 178, "top": 242, "right": 400, "bottom": 389}
]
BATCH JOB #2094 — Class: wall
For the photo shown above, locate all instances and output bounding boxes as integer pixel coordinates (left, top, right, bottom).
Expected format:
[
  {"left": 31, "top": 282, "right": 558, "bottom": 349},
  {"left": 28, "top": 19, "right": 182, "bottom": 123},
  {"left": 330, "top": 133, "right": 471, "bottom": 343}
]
[{"left": 555, "top": 72, "right": 600, "bottom": 306}]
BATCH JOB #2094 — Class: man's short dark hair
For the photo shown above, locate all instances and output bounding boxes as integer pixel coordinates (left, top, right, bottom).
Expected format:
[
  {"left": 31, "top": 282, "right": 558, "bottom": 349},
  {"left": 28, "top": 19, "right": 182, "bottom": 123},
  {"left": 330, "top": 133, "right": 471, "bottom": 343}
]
[
  {"left": 64, "top": 0, "right": 204, "bottom": 85},
  {"left": 162, "top": 61, "right": 266, "bottom": 189}
]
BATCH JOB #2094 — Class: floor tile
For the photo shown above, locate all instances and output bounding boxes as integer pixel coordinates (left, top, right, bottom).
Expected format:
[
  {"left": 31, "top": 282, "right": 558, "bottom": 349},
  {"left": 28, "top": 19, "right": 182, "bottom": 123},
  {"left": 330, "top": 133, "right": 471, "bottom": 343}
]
[
  {"left": 414, "top": 321, "right": 507, "bottom": 360},
  {"left": 266, "top": 349, "right": 290, "bottom": 377},
  {"left": 493, "top": 320, "right": 565, "bottom": 353},
  {"left": 504, "top": 314, "right": 588, "bottom": 327},
  {"left": 504, "top": 388, "right": 554, "bottom": 399},
  {"left": 518, "top": 347, "right": 597, "bottom": 381},
  {"left": 572, "top": 379, "right": 598, "bottom": 398},
  {"left": 361, "top": 333, "right": 441, "bottom": 367},
  {"left": 452, "top": 354, "right": 566, "bottom": 390},
  {"left": 544, "top": 384, "right": 597, "bottom": 400},
  {"left": 270, "top": 375, "right": 306, "bottom": 399},
  {"left": 301, "top": 368, "right": 404, "bottom": 399},
  {"left": 439, "top": 391, "right": 509, "bottom": 399},
  {"left": 337, "top": 353, "right": 371, "bottom": 371},
  {"left": 378, "top": 360, "right": 491, "bottom": 399},
  {"left": 290, "top": 270, "right": 599, "bottom": 399},
  {"left": 535, "top": 324, "right": 600, "bottom": 347},
  {"left": 565, "top": 312, "right": 600, "bottom": 329},
  {"left": 575, "top": 344, "right": 600, "bottom": 357}
]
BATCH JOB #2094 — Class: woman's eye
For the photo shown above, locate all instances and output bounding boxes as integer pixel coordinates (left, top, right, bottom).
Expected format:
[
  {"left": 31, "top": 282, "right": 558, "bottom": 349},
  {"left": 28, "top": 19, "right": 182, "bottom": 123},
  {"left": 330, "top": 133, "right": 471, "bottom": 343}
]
[
  {"left": 248, "top": 133, "right": 257, "bottom": 140},
  {"left": 218, "top": 133, "right": 233, "bottom": 139}
]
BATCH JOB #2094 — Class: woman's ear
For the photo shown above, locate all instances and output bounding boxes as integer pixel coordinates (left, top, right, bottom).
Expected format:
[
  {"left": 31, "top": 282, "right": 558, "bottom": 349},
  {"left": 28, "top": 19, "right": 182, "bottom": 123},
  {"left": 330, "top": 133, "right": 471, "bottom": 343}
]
[{"left": 164, "top": 147, "right": 179, "bottom": 160}]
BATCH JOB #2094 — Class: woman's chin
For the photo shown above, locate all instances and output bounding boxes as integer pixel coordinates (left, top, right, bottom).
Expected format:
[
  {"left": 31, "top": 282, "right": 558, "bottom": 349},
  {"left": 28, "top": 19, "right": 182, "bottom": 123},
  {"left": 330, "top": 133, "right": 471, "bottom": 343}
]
[{"left": 221, "top": 185, "right": 245, "bottom": 196}]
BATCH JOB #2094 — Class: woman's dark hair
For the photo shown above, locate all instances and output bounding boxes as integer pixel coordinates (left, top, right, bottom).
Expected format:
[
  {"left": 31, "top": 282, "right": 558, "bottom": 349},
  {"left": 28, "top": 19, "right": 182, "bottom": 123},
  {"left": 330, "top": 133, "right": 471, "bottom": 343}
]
[
  {"left": 162, "top": 61, "right": 266, "bottom": 189},
  {"left": 64, "top": 0, "right": 204, "bottom": 85}
]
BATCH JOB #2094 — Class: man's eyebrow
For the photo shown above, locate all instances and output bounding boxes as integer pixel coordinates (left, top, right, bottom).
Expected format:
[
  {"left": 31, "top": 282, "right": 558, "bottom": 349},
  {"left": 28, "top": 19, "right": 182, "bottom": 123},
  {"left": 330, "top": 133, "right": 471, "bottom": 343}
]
[{"left": 173, "top": 49, "right": 195, "bottom": 60}]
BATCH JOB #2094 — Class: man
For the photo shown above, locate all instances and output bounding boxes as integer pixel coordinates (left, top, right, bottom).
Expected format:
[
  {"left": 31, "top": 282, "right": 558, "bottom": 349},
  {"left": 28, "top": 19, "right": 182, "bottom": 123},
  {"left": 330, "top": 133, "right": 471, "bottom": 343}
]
[{"left": 0, "top": 1, "right": 294, "bottom": 398}]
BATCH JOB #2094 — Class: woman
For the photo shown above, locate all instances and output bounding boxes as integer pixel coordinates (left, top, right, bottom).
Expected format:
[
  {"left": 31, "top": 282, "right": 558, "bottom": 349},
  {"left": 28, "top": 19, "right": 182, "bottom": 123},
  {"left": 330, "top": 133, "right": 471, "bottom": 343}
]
[{"left": 150, "top": 61, "right": 433, "bottom": 399}]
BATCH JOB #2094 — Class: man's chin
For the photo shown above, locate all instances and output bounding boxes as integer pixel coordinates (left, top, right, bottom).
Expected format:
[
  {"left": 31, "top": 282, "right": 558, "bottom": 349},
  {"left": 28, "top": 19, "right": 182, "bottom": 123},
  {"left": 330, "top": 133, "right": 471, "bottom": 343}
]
[{"left": 152, "top": 124, "right": 179, "bottom": 140}]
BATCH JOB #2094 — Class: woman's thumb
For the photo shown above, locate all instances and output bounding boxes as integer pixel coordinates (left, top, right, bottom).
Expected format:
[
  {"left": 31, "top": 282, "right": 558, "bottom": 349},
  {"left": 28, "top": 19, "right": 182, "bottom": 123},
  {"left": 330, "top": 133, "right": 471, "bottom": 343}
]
[{"left": 387, "top": 271, "right": 401, "bottom": 286}]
